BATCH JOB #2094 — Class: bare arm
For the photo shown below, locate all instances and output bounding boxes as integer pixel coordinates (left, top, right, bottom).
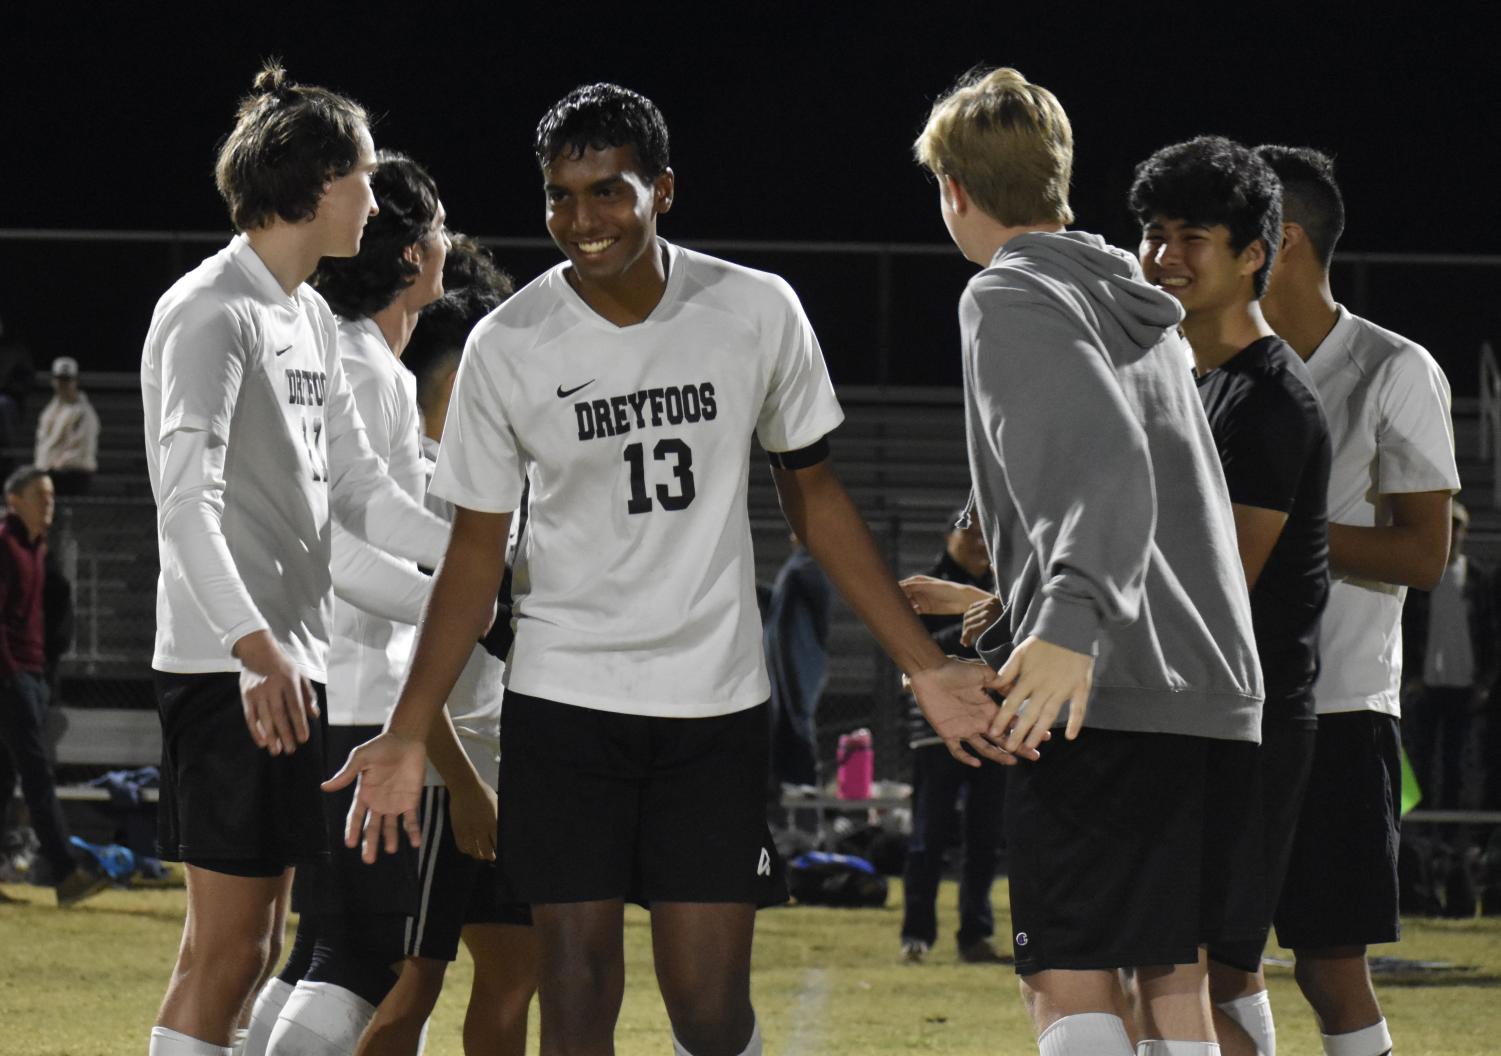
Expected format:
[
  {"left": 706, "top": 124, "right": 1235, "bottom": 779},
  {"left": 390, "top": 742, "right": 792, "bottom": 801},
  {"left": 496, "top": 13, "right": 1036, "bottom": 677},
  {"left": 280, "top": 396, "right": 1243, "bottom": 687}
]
[
  {"left": 899, "top": 575, "right": 993, "bottom": 617},
  {"left": 1328, "top": 490, "right": 1451, "bottom": 590},
  {"left": 1231, "top": 503, "right": 1291, "bottom": 590},
  {"left": 324, "top": 506, "right": 511, "bottom": 861},
  {"left": 772, "top": 460, "right": 1023, "bottom": 767}
]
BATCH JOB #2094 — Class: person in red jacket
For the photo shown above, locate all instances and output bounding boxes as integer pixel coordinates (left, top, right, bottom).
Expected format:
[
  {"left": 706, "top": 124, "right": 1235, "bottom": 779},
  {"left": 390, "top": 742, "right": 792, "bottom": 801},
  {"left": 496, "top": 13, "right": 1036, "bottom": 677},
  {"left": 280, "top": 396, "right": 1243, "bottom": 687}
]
[{"left": 0, "top": 465, "right": 106, "bottom": 906}]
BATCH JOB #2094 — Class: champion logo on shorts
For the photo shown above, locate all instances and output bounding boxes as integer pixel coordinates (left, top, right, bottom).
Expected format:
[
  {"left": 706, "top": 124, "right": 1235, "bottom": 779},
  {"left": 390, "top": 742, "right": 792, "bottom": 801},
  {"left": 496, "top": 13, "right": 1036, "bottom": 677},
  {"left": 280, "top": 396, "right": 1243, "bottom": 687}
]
[
  {"left": 1015, "top": 931, "right": 1029, "bottom": 946},
  {"left": 757, "top": 847, "right": 771, "bottom": 877}
]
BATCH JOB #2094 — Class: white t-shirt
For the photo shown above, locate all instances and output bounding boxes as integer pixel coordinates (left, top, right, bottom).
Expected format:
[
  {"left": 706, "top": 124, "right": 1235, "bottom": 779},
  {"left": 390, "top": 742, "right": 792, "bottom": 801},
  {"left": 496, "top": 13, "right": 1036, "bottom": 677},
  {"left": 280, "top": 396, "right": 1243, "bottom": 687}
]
[
  {"left": 430, "top": 240, "right": 844, "bottom": 717},
  {"left": 421, "top": 435, "right": 505, "bottom": 789},
  {"left": 141, "top": 236, "right": 448, "bottom": 682},
  {"left": 35, "top": 392, "right": 100, "bottom": 472},
  {"left": 326, "top": 317, "right": 431, "bottom": 726},
  {"left": 1307, "top": 305, "right": 1460, "bottom": 716}
]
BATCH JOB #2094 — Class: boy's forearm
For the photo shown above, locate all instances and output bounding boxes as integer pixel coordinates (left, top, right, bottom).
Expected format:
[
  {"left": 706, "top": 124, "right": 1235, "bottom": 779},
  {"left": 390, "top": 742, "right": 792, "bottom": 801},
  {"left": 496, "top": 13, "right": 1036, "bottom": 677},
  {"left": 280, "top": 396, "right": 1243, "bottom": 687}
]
[
  {"left": 387, "top": 516, "right": 508, "bottom": 741},
  {"left": 775, "top": 463, "right": 945, "bottom": 675},
  {"left": 1328, "top": 489, "right": 1451, "bottom": 590}
]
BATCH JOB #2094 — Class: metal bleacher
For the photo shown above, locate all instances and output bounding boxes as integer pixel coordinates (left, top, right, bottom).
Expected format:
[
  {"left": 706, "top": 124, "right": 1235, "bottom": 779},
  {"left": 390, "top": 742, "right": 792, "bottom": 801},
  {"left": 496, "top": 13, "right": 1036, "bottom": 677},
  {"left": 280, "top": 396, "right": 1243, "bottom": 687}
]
[{"left": 19, "top": 351, "right": 1501, "bottom": 785}]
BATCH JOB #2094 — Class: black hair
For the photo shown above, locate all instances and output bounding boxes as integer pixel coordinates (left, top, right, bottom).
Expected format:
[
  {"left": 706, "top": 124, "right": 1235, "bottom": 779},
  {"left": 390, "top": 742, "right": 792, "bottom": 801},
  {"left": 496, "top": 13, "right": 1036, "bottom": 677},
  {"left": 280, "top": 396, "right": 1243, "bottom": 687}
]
[
  {"left": 4, "top": 464, "right": 49, "bottom": 497},
  {"left": 214, "top": 61, "right": 369, "bottom": 231},
  {"left": 314, "top": 151, "right": 441, "bottom": 319},
  {"left": 1254, "top": 145, "right": 1345, "bottom": 270},
  {"left": 1128, "top": 135, "right": 1283, "bottom": 297},
  {"left": 404, "top": 233, "right": 513, "bottom": 412},
  {"left": 534, "top": 82, "right": 669, "bottom": 177}
]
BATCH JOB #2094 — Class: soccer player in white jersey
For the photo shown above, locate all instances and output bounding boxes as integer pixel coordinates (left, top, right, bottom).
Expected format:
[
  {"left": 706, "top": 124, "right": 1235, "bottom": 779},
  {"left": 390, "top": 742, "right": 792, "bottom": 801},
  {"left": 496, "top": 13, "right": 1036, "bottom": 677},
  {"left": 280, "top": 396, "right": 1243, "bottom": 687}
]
[
  {"left": 140, "top": 65, "right": 449, "bottom": 1056},
  {"left": 326, "top": 83, "right": 1025, "bottom": 1056},
  {"left": 263, "top": 187, "right": 537, "bottom": 1056},
  {"left": 1256, "top": 145, "right": 1459, "bottom": 1056}
]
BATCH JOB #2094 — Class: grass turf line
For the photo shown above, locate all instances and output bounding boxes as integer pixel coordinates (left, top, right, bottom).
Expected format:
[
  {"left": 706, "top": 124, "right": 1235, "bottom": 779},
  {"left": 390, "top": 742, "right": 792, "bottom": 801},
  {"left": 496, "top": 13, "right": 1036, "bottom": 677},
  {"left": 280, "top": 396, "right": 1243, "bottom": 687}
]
[{"left": 2, "top": 879, "right": 1500, "bottom": 1054}]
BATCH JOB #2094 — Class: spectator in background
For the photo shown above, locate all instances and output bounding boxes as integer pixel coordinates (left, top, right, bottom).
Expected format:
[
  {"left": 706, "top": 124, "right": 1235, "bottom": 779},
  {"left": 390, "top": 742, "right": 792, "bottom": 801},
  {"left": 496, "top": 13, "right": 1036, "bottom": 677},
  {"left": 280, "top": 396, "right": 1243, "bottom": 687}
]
[
  {"left": 1402, "top": 501, "right": 1498, "bottom": 810},
  {"left": 897, "top": 512, "right": 1006, "bottom": 965},
  {"left": 764, "top": 533, "right": 833, "bottom": 793},
  {"left": 0, "top": 465, "right": 106, "bottom": 906},
  {"left": 34, "top": 357, "right": 101, "bottom": 496}
]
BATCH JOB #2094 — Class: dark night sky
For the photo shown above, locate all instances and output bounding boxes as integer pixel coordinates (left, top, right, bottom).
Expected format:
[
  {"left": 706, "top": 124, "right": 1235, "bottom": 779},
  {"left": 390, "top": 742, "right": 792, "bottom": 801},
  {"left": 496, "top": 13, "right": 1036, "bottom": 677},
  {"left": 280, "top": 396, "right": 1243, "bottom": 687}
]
[{"left": 3, "top": 4, "right": 1496, "bottom": 383}]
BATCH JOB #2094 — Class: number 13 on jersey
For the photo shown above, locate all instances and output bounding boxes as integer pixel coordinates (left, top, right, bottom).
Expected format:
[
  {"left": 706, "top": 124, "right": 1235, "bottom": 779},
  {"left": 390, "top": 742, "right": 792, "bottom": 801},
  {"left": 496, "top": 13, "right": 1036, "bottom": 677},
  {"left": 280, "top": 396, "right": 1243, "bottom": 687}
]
[{"left": 623, "top": 439, "right": 695, "bottom": 514}]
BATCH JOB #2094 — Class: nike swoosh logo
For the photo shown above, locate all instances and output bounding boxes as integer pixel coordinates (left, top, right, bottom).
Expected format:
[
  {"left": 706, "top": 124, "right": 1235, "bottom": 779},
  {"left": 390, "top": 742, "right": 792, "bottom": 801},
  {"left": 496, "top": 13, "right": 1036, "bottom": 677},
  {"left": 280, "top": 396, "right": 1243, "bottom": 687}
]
[
  {"left": 274, "top": 345, "right": 293, "bottom": 357},
  {"left": 557, "top": 380, "right": 595, "bottom": 399}
]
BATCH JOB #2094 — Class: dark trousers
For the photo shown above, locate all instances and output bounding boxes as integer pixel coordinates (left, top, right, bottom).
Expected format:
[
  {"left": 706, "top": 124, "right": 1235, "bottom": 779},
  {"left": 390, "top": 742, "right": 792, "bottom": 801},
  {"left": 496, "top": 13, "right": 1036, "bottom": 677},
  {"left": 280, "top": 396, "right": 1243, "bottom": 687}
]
[
  {"left": 769, "top": 688, "right": 819, "bottom": 789},
  {"left": 0, "top": 670, "right": 75, "bottom": 880},
  {"left": 1404, "top": 686, "right": 1474, "bottom": 810},
  {"left": 901, "top": 743, "right": 1006, "bottom": 947}
]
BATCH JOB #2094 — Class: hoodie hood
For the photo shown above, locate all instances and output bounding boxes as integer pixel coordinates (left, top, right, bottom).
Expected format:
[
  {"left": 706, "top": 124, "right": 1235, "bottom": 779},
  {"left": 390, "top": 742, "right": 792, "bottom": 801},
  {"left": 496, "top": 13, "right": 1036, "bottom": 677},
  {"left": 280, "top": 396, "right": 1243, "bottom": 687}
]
[{"left": 990, "top": 230, "right": 1185, "bottom": 352}]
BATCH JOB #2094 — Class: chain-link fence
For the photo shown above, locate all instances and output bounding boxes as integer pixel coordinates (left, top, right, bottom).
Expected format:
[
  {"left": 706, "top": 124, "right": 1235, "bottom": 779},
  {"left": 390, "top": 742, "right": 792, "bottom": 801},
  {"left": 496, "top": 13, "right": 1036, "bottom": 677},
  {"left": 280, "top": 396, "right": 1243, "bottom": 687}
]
[{"left": 50, "top": 496, "right": 159, "bottom": 713}]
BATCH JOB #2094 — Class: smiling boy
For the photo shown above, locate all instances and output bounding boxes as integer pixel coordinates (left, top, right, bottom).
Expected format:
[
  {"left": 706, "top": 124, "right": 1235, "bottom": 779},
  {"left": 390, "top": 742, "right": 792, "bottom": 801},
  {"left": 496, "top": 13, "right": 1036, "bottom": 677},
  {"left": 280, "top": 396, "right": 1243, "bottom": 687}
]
[
  {"left": 326, "top": 82, "right": 1019, "bottom": 1056},
  {"left": 1132, "top": 135, "right": 1332, "bottom": 1056}
]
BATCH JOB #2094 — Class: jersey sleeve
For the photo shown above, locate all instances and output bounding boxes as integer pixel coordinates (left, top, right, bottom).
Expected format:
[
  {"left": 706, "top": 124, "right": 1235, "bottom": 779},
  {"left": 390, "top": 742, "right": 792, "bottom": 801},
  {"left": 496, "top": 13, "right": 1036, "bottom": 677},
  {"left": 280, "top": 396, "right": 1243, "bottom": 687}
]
[
  {"left": 1214, "top": 379, "right": 1319, "bottom": 513},
  {"left": 322, "top": 325, "right": 448, "bottom": 567},
  {"left": 429, "top": 331, "right": 527, "bottom": 513},
  {"left": 155, "top": 428, "right": 270, "bottom": 652},
  {"left": 156, "top": 300, "right": 251, "bottom": 444},
  {"left": 341, "top": 351, "right": 399, "bottom": 464},
  {"left": 754, "top": 278, "right": 845, "bottom": 453},
  {"left": 1376, "top": 345, "right": 1460, "bottom": 495},
  {"left": 330, "top": 520, "right": 431, "bottom": 624}
]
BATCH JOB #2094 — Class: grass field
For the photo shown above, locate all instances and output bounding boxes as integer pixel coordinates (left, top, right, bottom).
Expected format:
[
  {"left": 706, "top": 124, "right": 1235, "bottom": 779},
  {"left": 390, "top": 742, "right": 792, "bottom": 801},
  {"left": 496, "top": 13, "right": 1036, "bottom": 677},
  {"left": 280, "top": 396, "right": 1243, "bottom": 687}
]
[{"left": 3, "top": 877, "right": 1499, "bottom": 1055}]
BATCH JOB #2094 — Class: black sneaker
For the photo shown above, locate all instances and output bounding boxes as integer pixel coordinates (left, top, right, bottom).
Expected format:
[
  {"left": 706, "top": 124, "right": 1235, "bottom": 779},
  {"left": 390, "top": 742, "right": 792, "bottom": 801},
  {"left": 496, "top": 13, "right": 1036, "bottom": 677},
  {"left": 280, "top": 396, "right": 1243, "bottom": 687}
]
[
  {"left": 54, "top": 866, "right": 110, "bottom": 908},
  {"left": 958, "top": 938, "right": 1012, "bottom": 964}
]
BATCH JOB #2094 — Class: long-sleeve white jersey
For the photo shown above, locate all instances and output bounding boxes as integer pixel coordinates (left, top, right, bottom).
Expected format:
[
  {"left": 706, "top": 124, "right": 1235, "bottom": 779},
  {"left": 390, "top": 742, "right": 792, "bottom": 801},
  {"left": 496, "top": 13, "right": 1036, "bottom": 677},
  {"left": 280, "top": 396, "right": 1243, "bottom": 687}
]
[
  {"left": 326, "top": 317, "right": 431, "bottom": 725},
  {"left": 141, "top": 236, "right": 449, "bottom": 682}
]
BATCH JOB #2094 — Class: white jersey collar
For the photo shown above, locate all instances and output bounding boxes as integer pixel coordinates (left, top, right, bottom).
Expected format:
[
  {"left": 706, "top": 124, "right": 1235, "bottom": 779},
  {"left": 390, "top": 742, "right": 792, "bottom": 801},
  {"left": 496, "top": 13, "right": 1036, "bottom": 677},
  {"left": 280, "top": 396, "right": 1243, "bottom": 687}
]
[
  {"left": 227, "top": 234, "right": 303, "bottom": 311},
  {"left": 552, "top": 237, "right": 685, "bottom": 331}
]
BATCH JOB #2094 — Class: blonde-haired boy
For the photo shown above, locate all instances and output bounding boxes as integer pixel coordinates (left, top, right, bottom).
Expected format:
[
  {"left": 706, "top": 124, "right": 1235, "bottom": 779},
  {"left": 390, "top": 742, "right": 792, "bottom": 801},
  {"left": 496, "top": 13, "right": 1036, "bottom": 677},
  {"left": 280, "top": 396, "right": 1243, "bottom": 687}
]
[{"left": 915, "top": 67, "right": 1265, "bottom": 1056}]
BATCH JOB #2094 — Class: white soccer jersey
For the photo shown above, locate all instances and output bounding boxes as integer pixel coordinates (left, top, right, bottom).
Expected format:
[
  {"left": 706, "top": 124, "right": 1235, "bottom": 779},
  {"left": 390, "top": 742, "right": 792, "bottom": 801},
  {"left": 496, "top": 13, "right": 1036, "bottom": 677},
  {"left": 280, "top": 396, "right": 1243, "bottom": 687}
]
[
  {"left": 421, "top": 436, "right": 506, "bottom": 788},
  {"left": 142, "top": 236, "right": 448, "bottom": 682},
  {"left": 1307, "top": 305, "right": 1460, "bottom": 716},
  {"left": 326, "top": 317, "right": 431, "bottom": 726},
  {"left": 430, "top": 240, "right": 844, "bottom": 718}
]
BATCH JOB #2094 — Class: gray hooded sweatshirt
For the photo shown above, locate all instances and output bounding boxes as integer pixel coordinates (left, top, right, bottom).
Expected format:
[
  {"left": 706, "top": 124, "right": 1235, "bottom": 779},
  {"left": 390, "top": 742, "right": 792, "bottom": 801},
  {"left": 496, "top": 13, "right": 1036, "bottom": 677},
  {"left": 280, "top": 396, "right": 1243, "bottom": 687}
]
[{"left": 964, "top": 230, "right": 1263, "bottom": 743}]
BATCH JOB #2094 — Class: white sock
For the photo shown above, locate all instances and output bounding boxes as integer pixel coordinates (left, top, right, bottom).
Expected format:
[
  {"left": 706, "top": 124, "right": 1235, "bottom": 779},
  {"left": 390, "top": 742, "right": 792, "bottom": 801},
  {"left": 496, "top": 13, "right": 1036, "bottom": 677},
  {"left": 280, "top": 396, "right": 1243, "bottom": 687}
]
[
  {"left": 230, "top": 1027, "right": 250, "bottom": 1056},
  {"left": 244, "top": 978, "right": 294, "bottom": 1056},
  {"left": 1137, "top": 1042, "right": 1221, "bottom": 1055},
  {"left": 1322, "top": 1019, "right": 1392, "bottom": 1056},
  {"left": 1038, "top": 1013, "right": 1134, "bottom": 1056},
  {"left": 264, "top": 980, "right": 376, "bottom": 1056},
  {"left": 1217, "top": 989, "right": 1275, "bottom": 1056},
  {"left": 672, "top": 1016, "right": 762, "bottom": 1056},
  {"left": 148, "top": 1026, "right": 233, "bottom": 1056}
]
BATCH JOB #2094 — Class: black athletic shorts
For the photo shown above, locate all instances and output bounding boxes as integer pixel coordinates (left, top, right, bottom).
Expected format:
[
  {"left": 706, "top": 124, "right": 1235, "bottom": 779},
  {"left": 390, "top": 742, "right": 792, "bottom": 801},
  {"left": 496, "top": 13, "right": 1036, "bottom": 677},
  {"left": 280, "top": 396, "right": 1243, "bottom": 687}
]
[
  {"left": 1208, "top": 713, "right": 1318, "bottom": 972},
  {"left": 497, "top": 693, "right": 788, "bottom": 907},
  {"left": 295, "top": 723, "right": 421, "bottom": 917},
  {"left": 155, "top": 670, "right": 330, "bottom": 869},
  {"left": 1274, "top": 710, "right": 1402, "bottom": 949},
  {"left": 1005, "top": 727, "right": 1266, "bottom": 975},
  {"left": 315, "top": 784, "right": 532, "bottom": 963}
]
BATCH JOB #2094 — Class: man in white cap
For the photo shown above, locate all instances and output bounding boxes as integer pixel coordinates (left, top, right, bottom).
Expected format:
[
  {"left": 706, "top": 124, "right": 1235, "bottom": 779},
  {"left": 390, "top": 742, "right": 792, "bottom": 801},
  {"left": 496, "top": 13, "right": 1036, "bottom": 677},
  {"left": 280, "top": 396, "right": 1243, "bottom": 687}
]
[{"left": 34, "top": 356, "right": 100, "bottom": 496}]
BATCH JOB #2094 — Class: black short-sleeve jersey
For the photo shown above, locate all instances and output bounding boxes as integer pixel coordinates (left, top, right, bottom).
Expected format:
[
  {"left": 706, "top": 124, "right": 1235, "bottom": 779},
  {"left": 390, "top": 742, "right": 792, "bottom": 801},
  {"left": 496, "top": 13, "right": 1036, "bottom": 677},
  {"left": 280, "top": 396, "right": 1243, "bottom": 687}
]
[{"left": 1197, "top": 336, "right": 1331, "bottom": 724}]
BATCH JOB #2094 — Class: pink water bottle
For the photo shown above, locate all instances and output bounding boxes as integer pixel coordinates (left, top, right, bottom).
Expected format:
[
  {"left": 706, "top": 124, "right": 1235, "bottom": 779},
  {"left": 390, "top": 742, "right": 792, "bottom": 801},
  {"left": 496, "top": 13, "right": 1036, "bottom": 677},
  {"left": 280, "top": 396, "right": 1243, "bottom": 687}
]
[{"left": 836, "top": 728, "right": 874, "bottom": 800}]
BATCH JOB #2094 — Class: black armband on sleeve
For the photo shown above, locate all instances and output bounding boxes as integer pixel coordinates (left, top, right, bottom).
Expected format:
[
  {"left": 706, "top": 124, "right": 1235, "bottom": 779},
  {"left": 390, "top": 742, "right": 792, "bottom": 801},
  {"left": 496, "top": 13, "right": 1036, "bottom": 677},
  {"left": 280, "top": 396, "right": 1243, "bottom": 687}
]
[{"left": 766, "top": 437, "right": 830, "bottom": 471}]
